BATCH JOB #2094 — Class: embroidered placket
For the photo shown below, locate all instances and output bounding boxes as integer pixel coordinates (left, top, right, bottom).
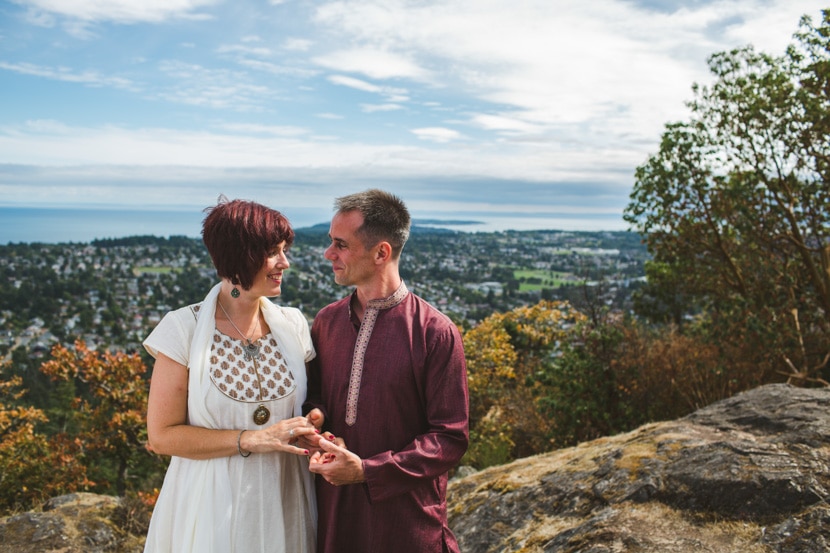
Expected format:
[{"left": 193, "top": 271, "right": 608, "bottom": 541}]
[
  {"left": 345, "top": 307, "right": 378, "bottom": 425},
  {"left": 344, "top": 282, "right": 409, "bottom": 426}
]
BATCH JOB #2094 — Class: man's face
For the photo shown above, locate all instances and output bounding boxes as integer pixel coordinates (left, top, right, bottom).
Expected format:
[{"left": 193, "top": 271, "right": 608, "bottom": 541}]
[{"left": 324, "top": 210, "right": 376, "bottom": 287}]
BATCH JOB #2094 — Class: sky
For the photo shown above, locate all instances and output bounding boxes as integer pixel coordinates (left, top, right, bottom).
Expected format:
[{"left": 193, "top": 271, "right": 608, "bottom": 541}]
[{"left": 0, "top": 0, "right": 827, "bottom": 233}]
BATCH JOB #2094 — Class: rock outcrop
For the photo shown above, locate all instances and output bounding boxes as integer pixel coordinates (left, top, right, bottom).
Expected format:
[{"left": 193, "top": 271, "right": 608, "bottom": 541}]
[
  {"left": 447, "top": 383, "right": 830, "bottom": 552},
  {"left": 0, "top": 493, "right": 146, "bottom": 553}
]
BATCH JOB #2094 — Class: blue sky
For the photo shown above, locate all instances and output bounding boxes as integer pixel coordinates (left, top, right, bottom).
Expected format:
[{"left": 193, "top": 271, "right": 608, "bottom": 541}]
[{"left": 0, "top": 0, "right": 826, "bottom": 232}]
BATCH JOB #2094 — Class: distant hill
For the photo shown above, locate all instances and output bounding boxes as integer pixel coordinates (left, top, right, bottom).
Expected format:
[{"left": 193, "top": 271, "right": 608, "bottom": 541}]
[
  {"left": 295, "top": 220, "right": 472, "bottom": 235},
  {"left": 412, "top": 218, "right": 484, "bottom": 226}
]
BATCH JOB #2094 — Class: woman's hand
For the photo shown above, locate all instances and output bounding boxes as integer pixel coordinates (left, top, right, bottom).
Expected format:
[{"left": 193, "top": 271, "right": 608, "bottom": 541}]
[
  {"left": 297, "top": 408, "right": 332, "bottom": 453},
  {"left": 240, "top": 416, "right": 321, "bottom": 456}
]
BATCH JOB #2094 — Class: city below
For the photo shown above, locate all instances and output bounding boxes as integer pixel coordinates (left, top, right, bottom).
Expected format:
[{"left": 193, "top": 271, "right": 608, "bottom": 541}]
[{"left": 0, "top": 226, "right": 649, "bottom": 369}]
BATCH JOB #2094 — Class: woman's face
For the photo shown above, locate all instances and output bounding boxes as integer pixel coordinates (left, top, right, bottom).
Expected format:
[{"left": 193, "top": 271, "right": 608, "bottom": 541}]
[{"left": 250, "top": 240, "right": 290, "bottom": 298}]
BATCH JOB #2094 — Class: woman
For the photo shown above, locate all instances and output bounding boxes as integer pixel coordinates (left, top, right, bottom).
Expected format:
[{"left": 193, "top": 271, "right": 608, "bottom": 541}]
[{"left": 143, "top": 198, "right": 322, "bottom": 552}]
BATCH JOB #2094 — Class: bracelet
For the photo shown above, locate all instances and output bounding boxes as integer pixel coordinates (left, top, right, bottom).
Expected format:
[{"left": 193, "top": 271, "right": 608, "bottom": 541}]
[{"left": 237, "top": 430, "right": 251, "bottom": 458}]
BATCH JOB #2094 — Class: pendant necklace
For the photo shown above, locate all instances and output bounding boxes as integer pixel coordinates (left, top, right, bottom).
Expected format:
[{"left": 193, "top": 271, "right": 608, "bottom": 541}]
[
  {"left": 218, "top": 300, "right": 270, "bottom": 425},
  {"left": 218, "top": 300, "right": 262, "bottom": 360}
]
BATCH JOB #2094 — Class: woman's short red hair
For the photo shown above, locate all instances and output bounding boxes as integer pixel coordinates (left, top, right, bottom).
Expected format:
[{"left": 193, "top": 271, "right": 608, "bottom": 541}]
[{"left": 201, "top": 198, "right": 294, "bottom": 290}]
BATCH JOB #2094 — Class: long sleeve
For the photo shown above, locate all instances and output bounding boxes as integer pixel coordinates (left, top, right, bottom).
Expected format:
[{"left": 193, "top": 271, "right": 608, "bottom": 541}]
[{"left": 362, "top": 321, "right": 469, "bottom": 502}]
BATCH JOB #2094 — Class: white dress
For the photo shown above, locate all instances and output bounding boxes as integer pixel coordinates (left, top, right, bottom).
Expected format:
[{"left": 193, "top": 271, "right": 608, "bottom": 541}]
[{"left": 142, "top": 284, "right": 317, "bottom": 553}]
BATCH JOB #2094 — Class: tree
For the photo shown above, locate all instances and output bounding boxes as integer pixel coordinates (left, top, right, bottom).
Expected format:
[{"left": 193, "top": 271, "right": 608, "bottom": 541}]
[
  {"left": 624, "top": 11, "right": 830, "bottom": 385},
  {"left": 0, "top": 369, "right": 92, "bottom": 512},
  {"left": 40, "top": 341, "right": 162, "bottom": 496},
  {"left": 538, "top": 315, "right": 763, "bottom": 448},
  {"left": 462, "top": 300, "right": 586, "bottom": 467},
  {"left": 537, "top": 318, "right": 628, "bottom": 446}
]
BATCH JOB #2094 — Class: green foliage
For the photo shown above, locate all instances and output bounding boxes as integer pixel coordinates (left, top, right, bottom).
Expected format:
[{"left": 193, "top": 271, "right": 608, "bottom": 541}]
[
  {"left": 463, "top": 300, "right": 586, "bottom": 466},
  {"left": 537, "top": 315, "right": 770, "bottom": 449},
  {"left": 461, "top": 408, "right": 515, "bottom": 469},
  {"left": 624, "top": 10, "right": 830, "bottom": 384},
  {"left": 631, "top": 260, "right": 693, "bottom": 328},
  {"left": 537, "top": 320, "right": 630, "bottom": 447}
]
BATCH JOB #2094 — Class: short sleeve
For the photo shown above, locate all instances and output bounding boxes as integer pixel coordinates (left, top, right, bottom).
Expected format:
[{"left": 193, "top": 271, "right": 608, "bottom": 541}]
[
  {"left": 283, "top": 307, "right": 315, "bottom": 363},
  {"left": 143, "top": 306, "right": 197, "bottom": 366}
]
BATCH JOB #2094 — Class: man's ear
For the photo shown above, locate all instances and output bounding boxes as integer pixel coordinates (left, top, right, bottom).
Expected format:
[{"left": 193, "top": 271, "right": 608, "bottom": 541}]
[{"left": 374, "top": 241, "right": 392, "bottom": 263}]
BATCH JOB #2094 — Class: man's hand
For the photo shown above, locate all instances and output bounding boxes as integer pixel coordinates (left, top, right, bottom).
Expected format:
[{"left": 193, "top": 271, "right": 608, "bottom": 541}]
[
  {"left": 291, "top": 408, "right": 331, "bottom": 451},
  {"left": 306, "top": 408, "right": 325, "bottom": 431},
  {"left": 308, "top": 436, "right": 365, "bottom": 486}
]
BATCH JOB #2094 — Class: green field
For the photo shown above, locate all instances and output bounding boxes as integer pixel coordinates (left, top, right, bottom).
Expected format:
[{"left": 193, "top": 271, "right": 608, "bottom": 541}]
[
  {"left": 133, "top": 266, "right": 179, "bottom": 275},
  {"left": 514, "top": 269, "right": 581, "bottom": 291}
]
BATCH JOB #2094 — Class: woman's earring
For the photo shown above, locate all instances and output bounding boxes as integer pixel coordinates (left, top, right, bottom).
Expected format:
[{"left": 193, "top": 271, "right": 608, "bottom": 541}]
[{"left": 231, "top": 286, "right": 240, "bottom": 298}]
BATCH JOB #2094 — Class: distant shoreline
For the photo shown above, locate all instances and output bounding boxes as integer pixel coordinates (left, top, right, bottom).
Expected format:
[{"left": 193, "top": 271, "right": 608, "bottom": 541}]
[
  {"left": 413, "top": 218, "right": 485, "bottom": 226},
  {"left": 0, "top": 206, "right": 628, "bottom": 244}
]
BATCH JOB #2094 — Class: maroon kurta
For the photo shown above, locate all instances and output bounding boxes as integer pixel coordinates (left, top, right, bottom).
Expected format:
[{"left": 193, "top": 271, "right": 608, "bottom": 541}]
[{"left": 305, "top": 288, "right": 469, "bottom": 553}]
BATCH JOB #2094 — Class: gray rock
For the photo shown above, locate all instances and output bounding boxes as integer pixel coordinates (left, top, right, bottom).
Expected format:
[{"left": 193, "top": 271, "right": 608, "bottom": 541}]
[
  {"left": 0, "top": 492, "right": 142, "bottom": 553},
  {"left": 448, "top": 384, "right": 830, "bottom": 552}
]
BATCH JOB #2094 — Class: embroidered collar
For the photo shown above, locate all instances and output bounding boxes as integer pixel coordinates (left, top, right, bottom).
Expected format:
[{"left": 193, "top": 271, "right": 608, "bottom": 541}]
[
  {"left": 349, "top": 280, "right": 409, "bottom": 319},
  {"left": 366, "top": 280, "right": 408, "bottom": 310}
]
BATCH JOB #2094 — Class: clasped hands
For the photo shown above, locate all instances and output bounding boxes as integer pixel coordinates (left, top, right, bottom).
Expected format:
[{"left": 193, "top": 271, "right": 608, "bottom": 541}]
[{"left": 298, "top": 408, "right": 366, "bottom": 486}]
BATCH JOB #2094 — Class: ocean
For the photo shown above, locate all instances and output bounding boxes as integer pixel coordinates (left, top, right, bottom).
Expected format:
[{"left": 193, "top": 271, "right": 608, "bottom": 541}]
[
  {"left": 0, "top": 206, "right": 628, "bottom": 244},
  {"left": 1, "top": 207, "right": 208, "bottom": 244}
]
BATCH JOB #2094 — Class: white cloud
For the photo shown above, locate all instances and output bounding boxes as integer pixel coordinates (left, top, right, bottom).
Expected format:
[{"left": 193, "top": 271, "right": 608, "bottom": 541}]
[
  {"left": 283, "top": 38, "right": 313, "bottom": 52},
  {"left": 309, "top": 0, "right": 825, "bottom": 149},
  {"left": 218, "top": 123, "right": 310, "bottom": 137},
  {"left": 412, "top": 127, "right": 462, "bottom": 143},
  {"left": 0, "top": 121, "right": 631, "bottom": 184},
  {"left": 19, "top": 119, "right": 73, "bottom": 134},
  {"left": 313, "top": 48, "right": 430, "bottom": 80},
  {"left": 718, "top": 0, "right": 825, "bottom": 53},
  {"left": 217, "top": 44, "right": 273, "bottom": 57},
  {"left": 328, "top": 75, "right": 411, "bottom": 103},
  {"left": 361, "top": 103, "right": 403, "bottom": 113},
  {"left": 19, "top": 6, "right": 57, "bottom": 27},
  {"left": 11, "top": 0, "right": 218, "bottom": 23},
  {"left": 328, "top": 75, "right": 382, "bottom": 93},
  {"left": 155, "top": 60, "right": 276, "bottom": 110},
  {"left": 237, "top": 58, "right": 317, "bottom": 78},
  {"left": 469, "top": 114, "right": 546, "bottom": 136},
  {"left": 0, "top": 61, "right": 139, "bottom": 90}
]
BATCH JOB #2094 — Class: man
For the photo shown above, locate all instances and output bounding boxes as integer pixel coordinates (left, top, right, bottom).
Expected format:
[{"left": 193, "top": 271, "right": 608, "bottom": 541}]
[{"left": 304, "top": 189, "right": 469, "bottom": 553}]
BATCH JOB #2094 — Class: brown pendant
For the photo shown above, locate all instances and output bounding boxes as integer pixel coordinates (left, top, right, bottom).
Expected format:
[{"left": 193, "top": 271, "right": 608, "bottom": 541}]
[{"left": 253, "top": 404, "right": 270, "bottom": 425}]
